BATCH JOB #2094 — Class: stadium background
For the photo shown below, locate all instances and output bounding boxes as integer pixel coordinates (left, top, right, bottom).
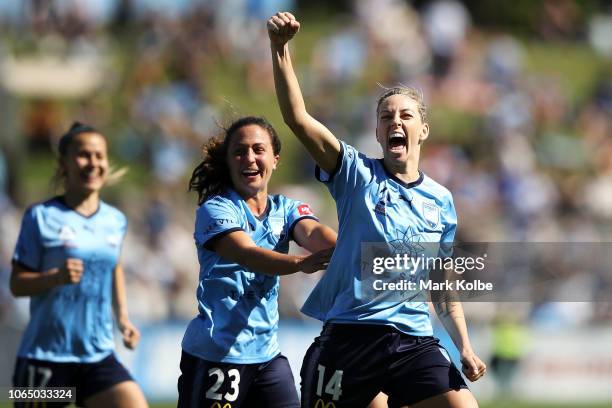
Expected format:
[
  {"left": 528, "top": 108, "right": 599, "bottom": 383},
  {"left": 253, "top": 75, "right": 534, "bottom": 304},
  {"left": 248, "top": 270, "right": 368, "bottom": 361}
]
[{"left": 0, "top": 0, "right": 612, "bottom": 406}]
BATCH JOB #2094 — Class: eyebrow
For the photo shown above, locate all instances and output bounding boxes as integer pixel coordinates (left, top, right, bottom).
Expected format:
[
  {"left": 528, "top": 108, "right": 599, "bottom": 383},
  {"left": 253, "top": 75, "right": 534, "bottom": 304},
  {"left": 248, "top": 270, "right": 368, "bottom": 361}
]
[
  {"left": 231, "top": 142, "right": 268, "bottom": 148},
  {"left": 379, "top": 108, "right": 414, "bottom": 115}
]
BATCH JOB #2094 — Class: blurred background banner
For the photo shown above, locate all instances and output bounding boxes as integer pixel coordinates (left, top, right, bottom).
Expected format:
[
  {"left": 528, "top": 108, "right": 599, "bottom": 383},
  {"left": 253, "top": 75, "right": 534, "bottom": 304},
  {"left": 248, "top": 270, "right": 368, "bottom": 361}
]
[
  {"left": 1, "top": 55, "right": 106, "bottom": 98},
  {"left": 1, "top": 0, "right": 612, "bottom": 406}
]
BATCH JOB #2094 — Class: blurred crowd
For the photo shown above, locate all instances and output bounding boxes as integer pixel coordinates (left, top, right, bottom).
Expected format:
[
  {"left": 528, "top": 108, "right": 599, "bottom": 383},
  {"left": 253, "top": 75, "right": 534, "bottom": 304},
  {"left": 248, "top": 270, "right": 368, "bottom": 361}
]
[{"left": 1, "top": 0, "right": 612, "bottom": 330}]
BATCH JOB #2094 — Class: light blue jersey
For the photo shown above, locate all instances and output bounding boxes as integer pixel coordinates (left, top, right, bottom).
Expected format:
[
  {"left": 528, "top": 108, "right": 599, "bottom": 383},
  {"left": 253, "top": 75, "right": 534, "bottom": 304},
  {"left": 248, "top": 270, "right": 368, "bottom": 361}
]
[
  {"left": 182, "top": 189, "right": 317, "bottom": 364},
  {"left": 13, "top": 197, "right": 127, "bottom": 363},
  {"left": 302, "top": 142, "right": 457, "bottom": 336}
]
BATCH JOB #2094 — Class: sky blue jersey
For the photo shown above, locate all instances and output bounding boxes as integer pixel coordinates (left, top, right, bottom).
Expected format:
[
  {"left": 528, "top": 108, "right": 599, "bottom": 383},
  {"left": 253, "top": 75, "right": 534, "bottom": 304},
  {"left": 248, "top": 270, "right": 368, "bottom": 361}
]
[
  {"left": 12, "top": 197, "right": 127, "bottom": 363},
  {"left": 182, "top": 189, "right": 317, "bottom": 364},
  {"left": 301, "top": 142, "right": 457, "bottom": 337}
]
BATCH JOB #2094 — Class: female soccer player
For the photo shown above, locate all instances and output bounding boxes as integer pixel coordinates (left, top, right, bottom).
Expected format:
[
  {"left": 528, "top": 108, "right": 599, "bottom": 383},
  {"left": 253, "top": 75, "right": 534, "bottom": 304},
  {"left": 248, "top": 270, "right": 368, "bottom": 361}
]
[
  {"left": 268, "top": 12, "right": 486, "bottom": 408},
  {"left": 10, "top": 122, "right": 148, "bottom": 408},
  {"left": 178, "top": 116, "right": 336, "bottom": 408}
]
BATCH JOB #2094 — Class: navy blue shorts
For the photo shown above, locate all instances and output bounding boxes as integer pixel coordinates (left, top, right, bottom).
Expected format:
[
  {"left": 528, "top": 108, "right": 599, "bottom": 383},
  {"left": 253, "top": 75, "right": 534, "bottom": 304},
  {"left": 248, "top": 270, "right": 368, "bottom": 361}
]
[
  {"left": 177, "top": 351, "right": 300, "bottom": 408},
  {"left": 12, "top": 353, "right": 133, "bottom": 407},
  {"left": 300, "top": 323, "right": 467, "bottom": 408}
]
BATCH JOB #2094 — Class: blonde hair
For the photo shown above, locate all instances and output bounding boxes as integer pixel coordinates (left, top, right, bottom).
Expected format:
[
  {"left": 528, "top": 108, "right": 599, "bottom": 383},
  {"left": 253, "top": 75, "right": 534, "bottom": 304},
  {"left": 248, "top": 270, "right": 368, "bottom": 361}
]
[{"left": 376, "top": 86, "right": 427, "bottom": 123}]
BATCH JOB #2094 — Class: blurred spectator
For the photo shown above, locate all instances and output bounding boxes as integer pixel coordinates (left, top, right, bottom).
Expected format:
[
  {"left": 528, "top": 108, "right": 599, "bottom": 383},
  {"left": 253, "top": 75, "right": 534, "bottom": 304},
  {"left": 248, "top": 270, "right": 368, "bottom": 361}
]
[
  {"left": 354, "top": 0, "right": 430, "bottom": 78},
  {"left": 490, "top": 312, "right": 529, "bottom": 398},
  {"left": 23, "top": 99, "right": 60, "bottom": 152},
  {"left": 0, "top": 149, "right": 7, "bottom": 198},
  {"left": 312, "top": 22, "right": 367, "bottom": 87},
  {"left": 538, "top": 0, "right": 580, "bottom": 40},
  {"left": 422, "top": 0, "right": 470, "bottom": 79},
  {"left": 589, "top": 12, "right": 612, "bottom": 58},
  {"left": 485, "top": 35, "right": 525, "bottom": 89}
]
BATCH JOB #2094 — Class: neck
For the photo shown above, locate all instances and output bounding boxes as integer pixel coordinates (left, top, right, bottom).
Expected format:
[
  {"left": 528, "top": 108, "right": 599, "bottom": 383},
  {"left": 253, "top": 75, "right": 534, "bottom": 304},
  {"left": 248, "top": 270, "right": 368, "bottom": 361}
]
[
  {"left": 244, "top": 190, "right": 268, "bottom": 218},
  {"left": 384, "top": 155, "right": 420, "bottom": 185},
  {"left": 63, "top": 189, "right": 100, "bottom": 216}
]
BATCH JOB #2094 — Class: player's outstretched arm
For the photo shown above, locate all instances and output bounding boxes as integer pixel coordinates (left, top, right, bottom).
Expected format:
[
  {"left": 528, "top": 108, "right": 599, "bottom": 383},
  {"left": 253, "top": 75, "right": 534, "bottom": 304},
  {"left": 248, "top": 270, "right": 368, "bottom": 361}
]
[
  {"left": 432, "top": 286, "right": 486, "bottom": 382},
  {"left": 10, "top": 259, "right": 84, "bottom": 297},
  {"left": 212, "top": 230, "right": 333, "bottom": 276},
  {"left": 292, "top": 218, "right": 337, "bottom": 253},
  {"left": 268, "top": 11, "right": 340, "bottom": 174}
]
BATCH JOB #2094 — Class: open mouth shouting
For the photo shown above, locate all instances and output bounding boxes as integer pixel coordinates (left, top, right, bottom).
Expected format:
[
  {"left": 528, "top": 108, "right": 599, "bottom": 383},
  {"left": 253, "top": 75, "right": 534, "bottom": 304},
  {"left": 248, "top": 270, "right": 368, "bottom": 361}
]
[{"left": 388, "top": 132, "right": 407, "bottom": 153}]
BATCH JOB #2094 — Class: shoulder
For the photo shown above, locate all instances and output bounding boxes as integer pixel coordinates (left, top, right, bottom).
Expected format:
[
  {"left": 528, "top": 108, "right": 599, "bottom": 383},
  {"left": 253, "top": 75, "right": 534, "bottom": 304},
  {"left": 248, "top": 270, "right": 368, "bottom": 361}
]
[
  {"left": 99, "top": 200, "right": 125, "bottom": 217},
  {"left": 99, "top": 201, "right": 128, "bottom": 227},
  {"left": 270, "top": 194, "right": 316, "bottom": 217},
  {"left": 23, "top": 197, "right": 63, "bottom": 220},
  {"left": 340, "top": 140, "right": 376, "bottom": 164},
  {"left": 202, "top": 192, "right": 239, "bottom": 209},
  {"left": 332, "top": 140, "right": 380, "bottom": 182},
  {"left": 270, "top": 193, "right": 298, "bottom": 208},
  {"left": 418, "top": 175, "right": 456, "bottom": 218},
  {"left": 17, "top": 198, "right": 65, "bottom": 239},
  {"left": 420, "top": 174, "right": 454, "bottom": 204},
  {"left": 198, "top": 193, "right": 241, "bottom": 217}
]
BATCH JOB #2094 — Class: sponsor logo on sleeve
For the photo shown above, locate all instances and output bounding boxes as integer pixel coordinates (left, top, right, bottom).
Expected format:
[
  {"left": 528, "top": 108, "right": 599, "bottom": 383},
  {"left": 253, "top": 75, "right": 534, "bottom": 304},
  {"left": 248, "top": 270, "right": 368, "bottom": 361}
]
[{"left": 298, "top": 204, "right": 314, "bottom": 216}]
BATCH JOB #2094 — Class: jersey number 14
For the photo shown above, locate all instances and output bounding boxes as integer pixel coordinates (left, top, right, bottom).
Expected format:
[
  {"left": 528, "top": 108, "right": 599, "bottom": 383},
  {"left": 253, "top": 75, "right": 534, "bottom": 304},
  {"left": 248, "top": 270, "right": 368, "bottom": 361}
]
[{"left": 316, "top": 364, "right": 343, "bottom": 401}]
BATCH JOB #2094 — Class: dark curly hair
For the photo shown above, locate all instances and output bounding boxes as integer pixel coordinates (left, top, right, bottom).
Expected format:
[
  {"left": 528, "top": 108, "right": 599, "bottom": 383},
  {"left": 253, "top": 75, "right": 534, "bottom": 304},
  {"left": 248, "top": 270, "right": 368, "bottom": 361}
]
[{"left": 188, "top": 116, "right": 281, "bottom": 205}]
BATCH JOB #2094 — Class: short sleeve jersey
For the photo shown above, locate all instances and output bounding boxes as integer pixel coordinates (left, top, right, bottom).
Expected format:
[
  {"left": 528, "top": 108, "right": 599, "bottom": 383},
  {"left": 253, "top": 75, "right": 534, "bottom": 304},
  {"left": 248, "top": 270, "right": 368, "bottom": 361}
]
[
  {"left": 181, "top": 189, "right": 317, "bottom": 364},
  {"left": 301, "top": 142, "right": 457, "bottom": 337},
  {"left": 12, "top": 197, "right": 127, "bottom": 363}
]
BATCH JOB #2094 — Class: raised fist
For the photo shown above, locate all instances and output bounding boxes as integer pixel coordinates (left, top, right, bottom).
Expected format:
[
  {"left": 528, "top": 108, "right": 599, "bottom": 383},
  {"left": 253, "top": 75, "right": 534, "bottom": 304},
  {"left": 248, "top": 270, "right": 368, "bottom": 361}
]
[{"left": 267, "top": 11, "right": 300, "bottom": 47}]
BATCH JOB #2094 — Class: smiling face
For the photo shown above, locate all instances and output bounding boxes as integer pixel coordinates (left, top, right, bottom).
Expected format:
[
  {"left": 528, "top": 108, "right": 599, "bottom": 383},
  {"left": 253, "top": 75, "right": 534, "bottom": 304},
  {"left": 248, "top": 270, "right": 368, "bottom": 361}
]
[
  {"left": 376, "top": 94, "right": 429, "bottom": 165},
  {"left": 61, "top": 132, "right": 109, "bottom": 195},
  {"left": 226, "top": 124, "right": 279, "bottom": 199}
]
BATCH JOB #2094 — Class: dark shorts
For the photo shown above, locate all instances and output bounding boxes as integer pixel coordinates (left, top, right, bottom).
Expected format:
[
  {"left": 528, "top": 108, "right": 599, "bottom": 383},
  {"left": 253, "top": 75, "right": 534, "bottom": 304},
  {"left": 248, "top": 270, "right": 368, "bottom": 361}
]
[
  {"left": 177, "top": 351, "right": 300, "bottom": 408},
  {"left": 12, "top": 353, "right": 134, "bottom": 407},
  {"left": 300, "top": 323, "right": 467, "bottom": 408}
]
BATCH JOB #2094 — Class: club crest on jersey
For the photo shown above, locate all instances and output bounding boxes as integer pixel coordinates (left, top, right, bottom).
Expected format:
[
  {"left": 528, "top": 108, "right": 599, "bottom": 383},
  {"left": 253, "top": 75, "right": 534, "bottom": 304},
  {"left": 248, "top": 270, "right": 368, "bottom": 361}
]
[
  {"left": 59, "top": 225, "right": 76, "bottom": 241},
  {"left": 268, "top": 216, "right": 284, "bottom": 238},
  {"left": 422, "top": 202, "right": 440, "bottom": 228}
]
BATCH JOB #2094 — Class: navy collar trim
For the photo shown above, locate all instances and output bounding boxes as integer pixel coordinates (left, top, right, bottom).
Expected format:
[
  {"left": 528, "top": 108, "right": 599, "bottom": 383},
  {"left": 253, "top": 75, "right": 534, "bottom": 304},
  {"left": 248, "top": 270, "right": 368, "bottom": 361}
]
[
  {"left": 55, "top": 196, "right": 101, "bottom": 219},
  {"left": 377, "top": 160, "right": 424, "bottom": 189}
]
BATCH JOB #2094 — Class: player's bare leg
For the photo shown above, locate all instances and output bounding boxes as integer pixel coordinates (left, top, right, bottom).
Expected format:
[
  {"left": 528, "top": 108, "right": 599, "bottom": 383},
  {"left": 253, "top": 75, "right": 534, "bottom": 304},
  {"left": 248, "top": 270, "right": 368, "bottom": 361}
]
[
  {"left": 404, "top": 388, "right": 478, "bottom": 408},
  {"left": 368, "top": 392, "right": 388, "bottom": 407},
  {"left": 85, "top": 380, "right": 148, "bottom": 408}
]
